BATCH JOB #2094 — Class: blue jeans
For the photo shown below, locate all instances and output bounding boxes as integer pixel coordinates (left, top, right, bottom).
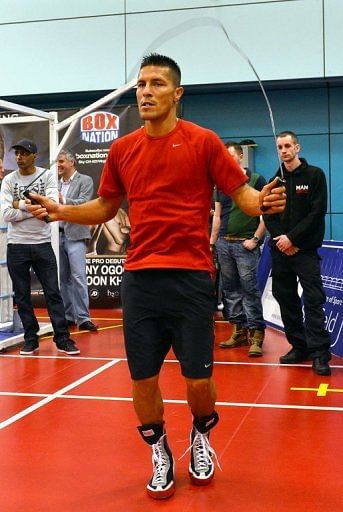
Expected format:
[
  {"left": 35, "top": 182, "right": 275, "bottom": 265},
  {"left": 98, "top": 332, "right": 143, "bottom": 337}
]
[
  {"left": 216, "top": 238, "right": 265, "bottom": 329},
  {"left": 7, "top": 243, "right": 70, "bottom": 343},
  {"left": 59, "top": 234, "right": 90, "bottom": 325}
]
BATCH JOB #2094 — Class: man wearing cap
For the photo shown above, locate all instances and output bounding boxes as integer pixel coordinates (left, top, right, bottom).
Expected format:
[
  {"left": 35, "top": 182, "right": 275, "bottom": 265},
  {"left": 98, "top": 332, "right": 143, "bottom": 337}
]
[{"left": 0, "top": 139, "right": 80, "bottom": 355}]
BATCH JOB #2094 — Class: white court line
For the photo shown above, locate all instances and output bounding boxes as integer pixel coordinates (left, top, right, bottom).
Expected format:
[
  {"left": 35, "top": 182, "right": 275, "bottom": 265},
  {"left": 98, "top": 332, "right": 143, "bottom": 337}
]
[
  {"left": 0, "top": 391, "right": 342, "bottom": 413},
  {"left": 0, "top": 359, "right": 120, "bottom": 430}
]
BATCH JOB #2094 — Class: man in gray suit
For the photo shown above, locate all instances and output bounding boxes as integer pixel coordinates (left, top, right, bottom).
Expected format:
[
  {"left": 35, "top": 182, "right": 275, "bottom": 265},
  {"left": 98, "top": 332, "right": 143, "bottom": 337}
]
[{"left": 58, "top": 149, "right": 98, "bottom": 331}]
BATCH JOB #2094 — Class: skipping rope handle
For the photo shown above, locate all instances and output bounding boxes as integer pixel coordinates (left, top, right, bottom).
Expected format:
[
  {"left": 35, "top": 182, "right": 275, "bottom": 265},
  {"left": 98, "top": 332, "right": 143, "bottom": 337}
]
[
  {"left": 23, "top": 190, "right": 51, "bottom": 224},
  {"left": 260, "top": 176, "right": 286, "bottom": 212}
]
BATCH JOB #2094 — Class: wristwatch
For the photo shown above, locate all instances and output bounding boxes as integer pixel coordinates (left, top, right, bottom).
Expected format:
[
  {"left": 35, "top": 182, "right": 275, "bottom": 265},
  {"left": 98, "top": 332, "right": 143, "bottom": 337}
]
[{"left": 252, "top": 235, "right": 260, "bottom": 243}]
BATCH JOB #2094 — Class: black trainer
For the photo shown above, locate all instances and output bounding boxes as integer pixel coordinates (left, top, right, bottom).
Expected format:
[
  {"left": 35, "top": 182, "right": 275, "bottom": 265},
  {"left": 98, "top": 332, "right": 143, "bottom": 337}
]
[
  {"left": 78, "top": 321, "right": 98, "bottom": 331},
  {"left": 312, "top": 357, "right": 331, "bottom": 376},
  {"left": 279, "top": 348, "right": 309, "bottom": 364},
  {"left": 138, "top": 424, "right": 175, "bottom": 499},
  {"left": 20, "top": 340, "right": 39, "bottom": 355},
  {"left": 56, "top": 338, "right": 80, "bottom": 355}
]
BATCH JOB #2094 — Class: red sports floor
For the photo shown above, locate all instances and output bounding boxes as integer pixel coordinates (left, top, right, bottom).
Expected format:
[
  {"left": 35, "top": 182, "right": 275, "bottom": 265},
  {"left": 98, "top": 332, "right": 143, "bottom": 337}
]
[{"left": 0, "top": 309, "right": 342, "bottom": 512}]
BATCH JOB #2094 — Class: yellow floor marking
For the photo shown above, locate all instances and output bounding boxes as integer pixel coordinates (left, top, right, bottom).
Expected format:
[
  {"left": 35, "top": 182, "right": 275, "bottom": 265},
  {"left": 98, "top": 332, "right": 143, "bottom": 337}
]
[{"left": 291, "top": 384, "right": 343, "bottom": 397}]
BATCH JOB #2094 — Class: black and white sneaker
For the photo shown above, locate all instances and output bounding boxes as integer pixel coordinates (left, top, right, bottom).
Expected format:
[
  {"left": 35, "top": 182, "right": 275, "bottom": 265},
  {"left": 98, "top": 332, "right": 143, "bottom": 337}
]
[
  {"left": 56, "top": 338, "right": 80, "bottom": 355},
  {"left": 147, "top": 433, "right": 175, "bottom": 499},
  {"left": 20, "top": 340, "right": 39, "bottom": 355},
  {"left": 189, "top": 427, "right": 216, "bottom": 485}
]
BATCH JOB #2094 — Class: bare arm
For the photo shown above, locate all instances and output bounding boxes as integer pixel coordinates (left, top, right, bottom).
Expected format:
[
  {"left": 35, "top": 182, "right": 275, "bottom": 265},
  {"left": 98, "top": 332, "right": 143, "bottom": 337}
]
[
  {"left": 243, "top": 217, "right": 267, "bottom": 251},
  {"left": 210, "top": 202, "right": 221, "bottom": 245},
  {"left": 26, "top": 192, "right": 124, "bottom": 226},
  {"left": 231, "top": 177, "right": 286, "bottom": 216}
]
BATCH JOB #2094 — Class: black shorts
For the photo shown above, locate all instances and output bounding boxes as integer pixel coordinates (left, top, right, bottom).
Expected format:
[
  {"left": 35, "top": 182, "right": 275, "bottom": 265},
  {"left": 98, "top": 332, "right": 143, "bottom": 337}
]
[{"left": 121, "top": 269, "right": 216, "bottom": 380}]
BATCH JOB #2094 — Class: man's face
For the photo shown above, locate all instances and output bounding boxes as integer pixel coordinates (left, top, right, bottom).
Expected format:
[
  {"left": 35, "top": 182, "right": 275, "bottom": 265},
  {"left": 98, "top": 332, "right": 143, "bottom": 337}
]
[
  {"left": 136, "top": 65, "right": 183, "bottom": 122},
  {"left": 227, "top": 146, "right": 243, "bottom": 166},
  {"left": 58, "top": 154, "right": 74, "bottom": 178},
  {"left": 277, "top": 135, "right": 300, "bottom": 164},
  {"left": 14, "top": 148, "right": 36, "bottom": 171}
]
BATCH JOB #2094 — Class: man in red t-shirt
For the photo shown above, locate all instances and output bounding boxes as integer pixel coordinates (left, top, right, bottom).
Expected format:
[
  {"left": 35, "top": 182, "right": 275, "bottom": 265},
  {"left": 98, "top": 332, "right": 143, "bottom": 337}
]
[{"left": 28, "top": 53, "right": 285, "bottom": 500}]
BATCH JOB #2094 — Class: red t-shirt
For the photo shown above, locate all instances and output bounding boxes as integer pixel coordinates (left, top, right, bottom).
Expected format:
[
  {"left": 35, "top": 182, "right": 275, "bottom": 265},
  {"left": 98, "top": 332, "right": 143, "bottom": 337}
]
[{"left": 98, "top": 119, "right": 247, "bottom": 272}]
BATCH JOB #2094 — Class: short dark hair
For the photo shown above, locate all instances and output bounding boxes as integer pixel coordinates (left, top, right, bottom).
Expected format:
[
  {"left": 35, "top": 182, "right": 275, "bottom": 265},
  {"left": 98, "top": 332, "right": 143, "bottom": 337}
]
[
  {"left": 139, "top": 53, "right": 181, "bottom": 87},
  {"left": 277, "top": 131, "right": 299, "bottom": 143},
  {"left": 225, "top": 140, "right": 243, "bottom": 155}
]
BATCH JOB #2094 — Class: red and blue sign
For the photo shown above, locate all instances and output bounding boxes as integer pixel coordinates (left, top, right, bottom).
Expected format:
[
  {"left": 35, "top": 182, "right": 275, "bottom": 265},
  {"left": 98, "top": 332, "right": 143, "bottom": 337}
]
[{"left": 80, "top": 111, "right": 119, "bottom": 143}]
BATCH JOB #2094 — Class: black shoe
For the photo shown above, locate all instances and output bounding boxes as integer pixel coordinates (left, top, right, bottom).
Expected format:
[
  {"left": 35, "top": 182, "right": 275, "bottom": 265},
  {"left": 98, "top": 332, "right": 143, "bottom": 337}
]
[
  {"left": 312, "top": 357, "right": 331, "bottom": 376},
  {"left": 20, "top": 340, "right": 39, "bottom": 355},
  {"left": 56, "top": 338, "right": 80, "bottom": 355},
  {"left": 79, "top": 321, "right": 98, "bottom": 331},
  {"left": 279, "top": 348, "right": 308, "bottom": 364}
]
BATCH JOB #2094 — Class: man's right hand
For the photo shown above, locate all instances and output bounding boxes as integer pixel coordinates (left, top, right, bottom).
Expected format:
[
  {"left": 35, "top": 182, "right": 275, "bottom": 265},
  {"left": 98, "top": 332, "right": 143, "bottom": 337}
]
[{"left": 25, "top": 192, "right": 60, "bottom": 222}]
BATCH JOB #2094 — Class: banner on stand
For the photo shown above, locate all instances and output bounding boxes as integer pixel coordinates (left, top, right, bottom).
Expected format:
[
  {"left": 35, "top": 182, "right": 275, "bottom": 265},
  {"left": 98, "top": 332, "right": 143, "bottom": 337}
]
[{"left": 70, "top": 105, "right": 141, "bottom": 308}]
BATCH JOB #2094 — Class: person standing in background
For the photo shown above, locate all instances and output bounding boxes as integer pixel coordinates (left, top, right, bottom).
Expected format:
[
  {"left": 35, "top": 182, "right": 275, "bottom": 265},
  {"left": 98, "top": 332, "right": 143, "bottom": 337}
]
[
  {"left": 0, "top": 139, "right": 80, "bottom": 355},
  {"left": 263, "top": 130, "right": 331, "bottom": 376},
  {"left": 210, "top": 141, "right": 266, "bottom": 357},
  {"left": 58, "top": 149, "right": 98, "bottom": 331}
]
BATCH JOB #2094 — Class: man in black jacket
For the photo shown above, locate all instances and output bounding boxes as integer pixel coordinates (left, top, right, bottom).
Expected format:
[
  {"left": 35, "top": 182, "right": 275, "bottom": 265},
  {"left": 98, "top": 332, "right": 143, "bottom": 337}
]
[{"left": 263, "top": 131, "right": 331, "bottom": 375}]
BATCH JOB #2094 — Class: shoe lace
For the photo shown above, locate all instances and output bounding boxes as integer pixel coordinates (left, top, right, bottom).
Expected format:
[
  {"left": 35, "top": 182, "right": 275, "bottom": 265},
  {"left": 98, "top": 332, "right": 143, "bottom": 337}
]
[
  {"left": 179, "top": 430, "right": 222, "bottom": 472},
  {"left": 151, "top": 434, "right": 170, "bottom": 485}
]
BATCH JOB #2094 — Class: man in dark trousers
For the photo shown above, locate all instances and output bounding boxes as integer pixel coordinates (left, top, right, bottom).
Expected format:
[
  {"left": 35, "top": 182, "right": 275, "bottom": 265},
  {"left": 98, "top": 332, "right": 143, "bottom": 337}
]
[
  {"left": 263, "top": 130, "right": 331, "bottom": 376},
  {"left": 0, "top": 139, "right": 80, "bottom": 355}
]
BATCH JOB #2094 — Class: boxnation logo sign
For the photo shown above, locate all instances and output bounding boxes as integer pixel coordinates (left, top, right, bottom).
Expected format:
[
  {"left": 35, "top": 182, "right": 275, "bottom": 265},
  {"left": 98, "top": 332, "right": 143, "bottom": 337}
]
[{"left": 80, "top": 111, "right": 119, "bottom": 143}]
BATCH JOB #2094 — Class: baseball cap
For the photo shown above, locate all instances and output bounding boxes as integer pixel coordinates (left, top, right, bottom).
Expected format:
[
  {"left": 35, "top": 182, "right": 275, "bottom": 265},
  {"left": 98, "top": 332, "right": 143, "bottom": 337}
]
[{"left": 12, "top": 139, "right": 38, "bottom": 153}]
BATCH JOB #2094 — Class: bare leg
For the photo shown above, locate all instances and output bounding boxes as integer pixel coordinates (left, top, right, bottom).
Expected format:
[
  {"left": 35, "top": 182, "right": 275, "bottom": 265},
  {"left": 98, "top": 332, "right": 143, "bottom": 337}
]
[
  {"left": 185, "top": 376, "right": 217, "bottom": 418},
  {"left": 185, "top": 376, "right": 219, "bottom": 486},
  {"left": 134, "top": 374, "right": 174, "bottom": 499},
  {"left": 132, "top": 374, "right": 164, "bottom": 425}
]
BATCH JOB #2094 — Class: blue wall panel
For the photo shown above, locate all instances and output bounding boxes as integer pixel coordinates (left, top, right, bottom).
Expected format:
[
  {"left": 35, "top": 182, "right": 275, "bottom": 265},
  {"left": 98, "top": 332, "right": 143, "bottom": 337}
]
[
  {"left": 328, "top": 87, "right": 343, "bottom": 133},
  {"left": 331, "top": 214, "right": 343, "bottom": 240},
  {"left": 329, "top": 134, "right": 343, "bottom": 213}
]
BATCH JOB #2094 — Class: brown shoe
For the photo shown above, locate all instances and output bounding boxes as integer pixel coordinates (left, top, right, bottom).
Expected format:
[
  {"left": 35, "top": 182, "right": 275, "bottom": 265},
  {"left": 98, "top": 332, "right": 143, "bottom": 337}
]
[
  {"left": 219, "top": 324, "right": 248, "bottom": 348},
  {"left": 248, "top": 328, "right": 265, "bottom": 357}
]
